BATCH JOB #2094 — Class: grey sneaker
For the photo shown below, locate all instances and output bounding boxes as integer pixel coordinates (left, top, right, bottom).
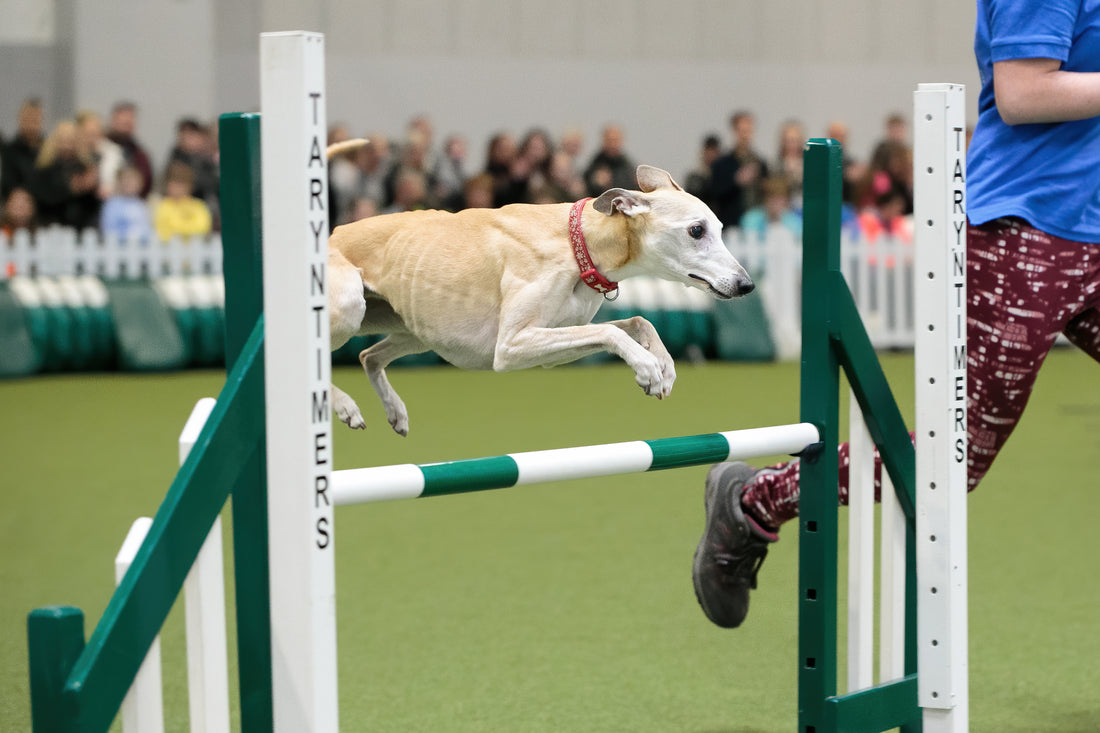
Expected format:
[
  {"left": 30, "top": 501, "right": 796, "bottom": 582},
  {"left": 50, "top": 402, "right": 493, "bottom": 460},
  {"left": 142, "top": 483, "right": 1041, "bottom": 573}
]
[{"left": 692, "top": 462, "right": 778, "bottom": 628}]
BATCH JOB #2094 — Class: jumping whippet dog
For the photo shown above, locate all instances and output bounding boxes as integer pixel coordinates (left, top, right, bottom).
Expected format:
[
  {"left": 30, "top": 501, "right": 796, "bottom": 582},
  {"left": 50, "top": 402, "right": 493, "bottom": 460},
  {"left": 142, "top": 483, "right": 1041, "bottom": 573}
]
[{"left": 327, "top": 163, "right": 754, "bottom": 436}]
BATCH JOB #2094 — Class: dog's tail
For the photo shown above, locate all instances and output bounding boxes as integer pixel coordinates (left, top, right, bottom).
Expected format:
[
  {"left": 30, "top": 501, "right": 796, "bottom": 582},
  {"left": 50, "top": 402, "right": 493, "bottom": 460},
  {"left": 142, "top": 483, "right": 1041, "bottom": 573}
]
[{"left": 326, "top": 138, "right": 369, "bottom": 159}]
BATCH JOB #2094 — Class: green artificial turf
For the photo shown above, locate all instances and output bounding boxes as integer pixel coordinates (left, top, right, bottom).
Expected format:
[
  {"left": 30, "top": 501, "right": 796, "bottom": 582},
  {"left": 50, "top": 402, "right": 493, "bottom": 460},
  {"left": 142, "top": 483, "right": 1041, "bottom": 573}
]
[{"left": 1, "top": 349, "right": 1097, "bottom": 731}]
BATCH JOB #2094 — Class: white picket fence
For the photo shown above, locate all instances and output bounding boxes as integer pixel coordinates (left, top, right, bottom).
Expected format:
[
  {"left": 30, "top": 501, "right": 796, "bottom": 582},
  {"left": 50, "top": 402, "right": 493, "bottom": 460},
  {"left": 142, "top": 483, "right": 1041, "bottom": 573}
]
[
  {"left": 725, "top": 225, "right": 915, "bottom": 358},
  {"left": 1, "top": 227, "right": 223, "bottom": 281},
  {"left": 1, "top": 224, "right": 917, "bottom": 356}
]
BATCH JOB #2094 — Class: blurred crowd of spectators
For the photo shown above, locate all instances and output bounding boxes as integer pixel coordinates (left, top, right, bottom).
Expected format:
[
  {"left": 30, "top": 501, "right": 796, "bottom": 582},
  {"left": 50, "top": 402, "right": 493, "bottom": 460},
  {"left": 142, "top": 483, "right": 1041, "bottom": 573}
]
[
  {"left": 0, "top": 99, "right": 218, "bottom": 243},
  {"left": 1, "top": 95, "right": 934, "bottom": 247}
]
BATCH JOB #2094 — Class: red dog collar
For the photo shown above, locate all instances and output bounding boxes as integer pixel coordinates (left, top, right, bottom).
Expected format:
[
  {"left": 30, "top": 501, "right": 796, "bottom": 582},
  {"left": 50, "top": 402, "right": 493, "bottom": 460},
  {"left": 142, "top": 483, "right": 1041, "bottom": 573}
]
[{"left": 569, "top": 198, "right": 619, "bottom": 296}]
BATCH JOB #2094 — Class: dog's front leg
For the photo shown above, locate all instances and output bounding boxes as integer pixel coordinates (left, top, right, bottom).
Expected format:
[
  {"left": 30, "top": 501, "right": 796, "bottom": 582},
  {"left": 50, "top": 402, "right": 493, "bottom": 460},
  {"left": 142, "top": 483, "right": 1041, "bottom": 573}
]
[
  {"left": 494, "top": 322, "right": 676, "bottom": 398},
  {"left": 603, "top": 315, "right": 676, "bottom": 388}
]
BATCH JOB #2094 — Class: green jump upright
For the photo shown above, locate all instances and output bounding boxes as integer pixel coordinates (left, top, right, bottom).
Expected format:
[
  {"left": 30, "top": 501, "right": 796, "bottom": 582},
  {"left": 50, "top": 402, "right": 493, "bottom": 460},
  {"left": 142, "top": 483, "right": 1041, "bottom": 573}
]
[
  {"left": 218, "top": 112, "right": 275, "bottom": 732},
  {"left": 798, "top": 139, "right": 921, "bottom": 732},
  {"left": 25, "top": 321, "right": 266, "bottom": 731},
  {"left": 24, "top": 113, "right": 271, "bottom": 733}
]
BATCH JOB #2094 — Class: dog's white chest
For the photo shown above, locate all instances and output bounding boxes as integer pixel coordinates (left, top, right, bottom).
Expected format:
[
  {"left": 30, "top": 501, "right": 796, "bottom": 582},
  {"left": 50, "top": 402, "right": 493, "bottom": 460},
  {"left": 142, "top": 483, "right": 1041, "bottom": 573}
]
[{"left": 548, "top": 286, "right": 604, "bottom": 328}]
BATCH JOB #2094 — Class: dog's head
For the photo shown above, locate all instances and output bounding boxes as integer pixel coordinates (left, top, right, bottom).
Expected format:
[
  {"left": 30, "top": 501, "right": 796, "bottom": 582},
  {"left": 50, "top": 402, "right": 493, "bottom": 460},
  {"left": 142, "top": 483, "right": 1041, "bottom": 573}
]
[{"left": 592, "top": 165, "right": 753, "bottom": 299}]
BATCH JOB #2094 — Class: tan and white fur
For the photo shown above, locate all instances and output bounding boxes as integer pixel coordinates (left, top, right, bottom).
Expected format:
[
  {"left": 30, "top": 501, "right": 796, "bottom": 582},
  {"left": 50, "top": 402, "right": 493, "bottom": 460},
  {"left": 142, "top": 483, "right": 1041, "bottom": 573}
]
[{"left": 327, "top": 160, "right": 753, "bottom": 436}]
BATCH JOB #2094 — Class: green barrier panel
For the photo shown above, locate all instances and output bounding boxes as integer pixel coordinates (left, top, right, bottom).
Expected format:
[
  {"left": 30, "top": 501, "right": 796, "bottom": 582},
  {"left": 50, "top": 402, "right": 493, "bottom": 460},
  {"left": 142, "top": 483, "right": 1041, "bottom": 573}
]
[
  {"left": 88, "top": 306, "right": 117, "bottom": 370},
  {"left": 686, "top": 308, "right": 715, "bottom": 358},
  {"left": 155, "top": 278, "right": 199, "bottom": 368},
  {"left": 0, "top": 281, "right": 42, "bottom": 376},
  {"left": 55, "top": 278, "right": 97, "bottom": 371},
  {"left": 663, "top": 309, "right": 691, "bottom": 358},
  {"left": 712, "top": 290, "right": 776, "bottom": 362},
  {"left": 26, "top": 279, "right": 76, "bottom": 372},
  {"left": 67, "top": 306, "right": 97, "bottom": 370},
  {"left": 154, "top": 276, "right": 225, "bottom": 368},
  {"left": 72, "top": 277, "right": 117, "bottom": 371},
  {"left": 186, "top": 276, "right": 226, "bottom": 367},
  {"left": 661, "top": 283, "right": 701, "bottom": 360},
  {"left": 193, "top": 306, "right": 226, "bottom": 367},
  {"left": 8, "top": 280, "right": 50, "bottom": 372},
  {"left": 392, "top": 350, "right": 441, "bottom": 367},
  {"left": 172, "top": 306, "right": 202, "bottom": 364},
  {"left": 106, "top": 281, "right": 189, "bottom": 371},
  {"left": 42, "top": 304, "right": 75, "bottom": 372}
]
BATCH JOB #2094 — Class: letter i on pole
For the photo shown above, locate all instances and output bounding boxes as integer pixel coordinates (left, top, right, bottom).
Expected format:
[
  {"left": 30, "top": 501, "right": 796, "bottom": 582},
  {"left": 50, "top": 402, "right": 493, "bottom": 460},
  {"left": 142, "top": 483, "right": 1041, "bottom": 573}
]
[{"left": 260, "top": 31, "right": 339, "bottom": 731}]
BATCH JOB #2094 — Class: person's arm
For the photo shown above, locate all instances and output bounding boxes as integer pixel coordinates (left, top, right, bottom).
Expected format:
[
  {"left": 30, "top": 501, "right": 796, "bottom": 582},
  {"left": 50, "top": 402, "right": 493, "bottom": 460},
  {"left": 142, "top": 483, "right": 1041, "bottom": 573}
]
[{"left": 994, "top": 57, "right": 1100, "bottom": 125}]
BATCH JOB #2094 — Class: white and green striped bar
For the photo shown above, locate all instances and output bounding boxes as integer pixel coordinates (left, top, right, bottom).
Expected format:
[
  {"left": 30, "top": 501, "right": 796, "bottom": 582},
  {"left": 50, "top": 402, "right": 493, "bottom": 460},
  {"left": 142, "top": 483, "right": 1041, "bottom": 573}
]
[{"left": 332, "top": 423, "right": 820, "bottom": 505}]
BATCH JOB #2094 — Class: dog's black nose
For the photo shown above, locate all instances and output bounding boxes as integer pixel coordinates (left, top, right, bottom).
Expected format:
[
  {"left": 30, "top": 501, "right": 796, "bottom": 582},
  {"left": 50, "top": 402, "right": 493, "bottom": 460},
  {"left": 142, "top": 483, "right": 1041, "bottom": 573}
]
[{"left": 737, "top": 278, "right": 755, "bottom": 296}]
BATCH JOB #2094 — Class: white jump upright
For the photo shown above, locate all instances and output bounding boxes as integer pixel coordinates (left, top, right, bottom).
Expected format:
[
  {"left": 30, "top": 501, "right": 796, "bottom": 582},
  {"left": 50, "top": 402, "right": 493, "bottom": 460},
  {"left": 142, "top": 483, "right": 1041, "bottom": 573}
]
[
  {"left": 260, "top": 31, "right": 340, "bottom": 731},
  {"left": 914, "top": 83, "right": 969, "bottom": 732},
  {"left": 180, "top": 398, "right": 230, "bottom": 733},
  {"left": 115, "top": 517, "right": 165, "bottom": 733},
  {"left": 846, "top": 397, "right": 876, "bottom": 691},
  {"left": 840, "top": 83, "right": 968, "bottom": 731}
]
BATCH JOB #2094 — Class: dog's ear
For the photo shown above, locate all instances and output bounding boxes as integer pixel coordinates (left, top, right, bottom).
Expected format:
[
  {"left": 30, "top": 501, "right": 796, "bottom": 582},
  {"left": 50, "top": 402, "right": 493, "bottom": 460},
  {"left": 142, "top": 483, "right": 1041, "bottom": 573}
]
[
  {"left": 593, "top": 188, "right": 650, "bottom": 217},
  {"left": 636, "top": 165, "right": 684, "bottom": 193}
]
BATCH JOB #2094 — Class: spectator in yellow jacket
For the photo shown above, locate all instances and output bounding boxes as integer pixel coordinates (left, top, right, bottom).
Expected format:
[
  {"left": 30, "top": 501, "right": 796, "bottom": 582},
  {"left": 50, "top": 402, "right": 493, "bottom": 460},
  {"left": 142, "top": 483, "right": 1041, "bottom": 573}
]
[{"left": 154, "top": 161, "right": 211, "bottom": 241}]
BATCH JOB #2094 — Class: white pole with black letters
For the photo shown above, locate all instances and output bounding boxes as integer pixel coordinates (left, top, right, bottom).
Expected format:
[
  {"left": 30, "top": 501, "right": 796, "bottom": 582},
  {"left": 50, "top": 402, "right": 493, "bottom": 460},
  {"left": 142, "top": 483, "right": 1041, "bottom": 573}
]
[
  {"left": 261, "top": 31, "right": 339, "bottom": 731},
  {"left": 914, "top": 82, "right": 968, "bottom": 733}
]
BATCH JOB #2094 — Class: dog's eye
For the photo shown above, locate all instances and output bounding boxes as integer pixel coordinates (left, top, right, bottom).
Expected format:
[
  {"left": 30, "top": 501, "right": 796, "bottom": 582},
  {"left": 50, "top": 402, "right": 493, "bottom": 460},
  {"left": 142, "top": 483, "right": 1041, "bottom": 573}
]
[{"left": 689, "top": 223, "right": 706, "bottom": 240}]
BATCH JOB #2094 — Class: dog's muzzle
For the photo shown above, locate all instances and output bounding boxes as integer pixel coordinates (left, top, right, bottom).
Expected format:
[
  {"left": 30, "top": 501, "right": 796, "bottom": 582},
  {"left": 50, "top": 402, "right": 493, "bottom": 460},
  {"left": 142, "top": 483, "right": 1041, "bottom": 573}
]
[{"left": 690, "top": 274, "right": 755, "bottom": 299}]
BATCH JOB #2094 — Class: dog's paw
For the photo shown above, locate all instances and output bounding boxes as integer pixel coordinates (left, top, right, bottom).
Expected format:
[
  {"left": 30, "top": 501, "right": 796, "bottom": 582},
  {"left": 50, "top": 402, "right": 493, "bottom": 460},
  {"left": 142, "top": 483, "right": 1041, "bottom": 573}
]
[
  {"left": 633, "top": 354, "right": 674, "bottom": 399},
  {"left": 384, "top": 400, "right": 410, "bottom": 437},
  {"left": 658, "top": 357, "right": 676, "bottom": 398},
  {"left": 645, "top": 374, "right": 675, "bottom": 400},
  {"left": 333, "top": 390, "right": 366, "bottom": 430},
  {"left": 389, "top": 414, "right": 409, "bottom": 437}
]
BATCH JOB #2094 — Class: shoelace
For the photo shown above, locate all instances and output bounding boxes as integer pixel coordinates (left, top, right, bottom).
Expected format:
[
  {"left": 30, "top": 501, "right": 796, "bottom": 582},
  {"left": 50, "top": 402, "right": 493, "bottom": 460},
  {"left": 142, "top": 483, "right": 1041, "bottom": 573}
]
[{"left": 713, "top": 544, "right": 769, "bottom": 589}]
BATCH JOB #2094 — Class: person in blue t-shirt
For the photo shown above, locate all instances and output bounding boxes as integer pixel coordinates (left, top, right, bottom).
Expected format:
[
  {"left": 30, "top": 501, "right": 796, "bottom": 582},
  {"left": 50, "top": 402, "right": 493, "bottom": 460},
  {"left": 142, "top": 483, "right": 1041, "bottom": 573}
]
[
  {"left": 691, "top": 0, "right": 1100, "bottom": 630},
  {"left": 100, "top": 165, "right": 153, "bottom": 243}
]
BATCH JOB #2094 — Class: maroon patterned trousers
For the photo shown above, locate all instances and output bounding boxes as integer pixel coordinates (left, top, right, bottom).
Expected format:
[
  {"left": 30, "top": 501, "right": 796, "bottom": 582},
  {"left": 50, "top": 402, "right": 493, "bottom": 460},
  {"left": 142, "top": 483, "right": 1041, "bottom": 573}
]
[{"left": 741, "top": 218, "right": 1100, "bottom": 528}]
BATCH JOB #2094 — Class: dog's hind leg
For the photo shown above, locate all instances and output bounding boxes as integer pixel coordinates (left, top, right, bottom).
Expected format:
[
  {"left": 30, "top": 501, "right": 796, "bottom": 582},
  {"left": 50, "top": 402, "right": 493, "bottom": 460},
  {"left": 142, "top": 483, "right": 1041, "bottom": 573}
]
[
  {"left": 360, "top": 333, "right": 429, "bottom": 436},
  {"left": 335, "top": 296, "right": 418, "bottom": 431},
  {"left": 329, "top": 251, "right": 368, "bottom": 350},
  {"left": 329, "top": 251, "right": 371, "bottom": 429}
]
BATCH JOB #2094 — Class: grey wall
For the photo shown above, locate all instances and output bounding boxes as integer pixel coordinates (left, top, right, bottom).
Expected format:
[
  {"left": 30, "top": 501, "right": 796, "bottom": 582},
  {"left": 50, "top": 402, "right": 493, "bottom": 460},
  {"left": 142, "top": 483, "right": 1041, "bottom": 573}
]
[
  {"left": 72, "top": 0, "right": 215, "bottom": 176},
  {"left": 1, "top": 0, "right": 70, "bottom": 137},
  {"left": 2, "top": 0, "right": 979, "bottom": 185}
]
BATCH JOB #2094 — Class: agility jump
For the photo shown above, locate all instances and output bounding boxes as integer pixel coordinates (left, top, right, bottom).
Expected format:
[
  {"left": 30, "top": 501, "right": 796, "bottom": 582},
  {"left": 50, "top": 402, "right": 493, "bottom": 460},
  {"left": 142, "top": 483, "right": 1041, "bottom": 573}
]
[{"left": 26, "top": 31, "right": 966, "bottom": 733}]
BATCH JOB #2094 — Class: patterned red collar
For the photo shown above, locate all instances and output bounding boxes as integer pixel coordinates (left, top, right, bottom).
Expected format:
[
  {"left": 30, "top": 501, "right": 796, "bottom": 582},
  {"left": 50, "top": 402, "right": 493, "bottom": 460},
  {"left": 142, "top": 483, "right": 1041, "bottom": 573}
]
[{"left": 569, "top": 198, "right": 618, "bottom": 296}]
